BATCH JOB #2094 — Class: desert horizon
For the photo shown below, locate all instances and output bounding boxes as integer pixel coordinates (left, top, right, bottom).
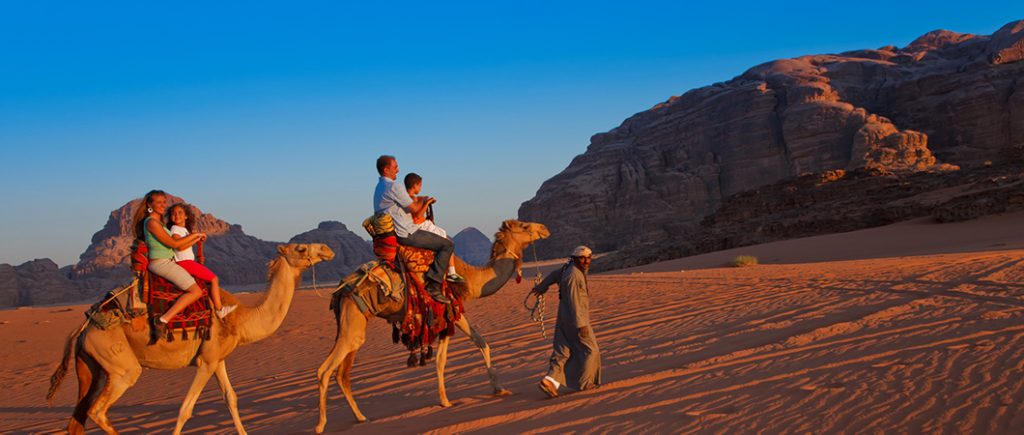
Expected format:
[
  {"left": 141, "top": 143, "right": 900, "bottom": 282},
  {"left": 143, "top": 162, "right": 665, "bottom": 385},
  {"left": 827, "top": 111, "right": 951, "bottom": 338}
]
[{"left": 3, "top": 212, "right": 1023, "bottom": 433}]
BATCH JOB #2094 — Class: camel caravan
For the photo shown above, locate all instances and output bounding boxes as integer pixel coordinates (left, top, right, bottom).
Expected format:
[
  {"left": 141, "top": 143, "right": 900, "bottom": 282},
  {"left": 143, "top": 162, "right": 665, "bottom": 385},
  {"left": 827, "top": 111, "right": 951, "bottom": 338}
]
[{"left": 47, "top": 154, "right": 553, "bottom": 434}]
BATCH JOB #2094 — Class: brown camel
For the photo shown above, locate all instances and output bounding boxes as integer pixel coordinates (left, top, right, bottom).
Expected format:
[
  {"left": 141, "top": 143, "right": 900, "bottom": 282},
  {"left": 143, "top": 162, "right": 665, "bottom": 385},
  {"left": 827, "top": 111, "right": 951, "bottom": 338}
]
[
  {"left": 315, "top": 219, "right": 549, "bottom": 432},
  {"left": 48, "top": 243, "right": 335, "bottom": 435}
]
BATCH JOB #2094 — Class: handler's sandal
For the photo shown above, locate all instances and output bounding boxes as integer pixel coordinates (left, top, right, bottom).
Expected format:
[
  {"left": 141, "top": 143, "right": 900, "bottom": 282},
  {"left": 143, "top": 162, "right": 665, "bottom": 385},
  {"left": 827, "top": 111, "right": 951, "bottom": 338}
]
[
  {"left": 538, "top": 378, "right": 558, "bottom": 398},
  {"left": 216, "top": 305, "right": 237, "bottom": 319}
]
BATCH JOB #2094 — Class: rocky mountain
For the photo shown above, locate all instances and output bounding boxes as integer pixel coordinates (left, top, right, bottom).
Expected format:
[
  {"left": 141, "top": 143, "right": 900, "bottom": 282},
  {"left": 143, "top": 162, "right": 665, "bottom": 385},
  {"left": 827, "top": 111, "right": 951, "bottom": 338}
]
[
  {"left": 520, "top": 20, "right": 1024, "bottom": 260},
  {"left": 288, "top": 221, "right": 375, "bottom": 282},
  {"left": 0, "top": 259, "right": 92, "bottom": 307},
  {"left": 69, "top": 194, "right": 236, "bottom": 289},
  {"left": 0, "top": 195, "right": 373, "bottom": 308},
  {"left": 453, "top": 227, "right": 492, "bottom": 266},
  {"left": 594, "top": 162, "right": 1024, "bottom": 271}
]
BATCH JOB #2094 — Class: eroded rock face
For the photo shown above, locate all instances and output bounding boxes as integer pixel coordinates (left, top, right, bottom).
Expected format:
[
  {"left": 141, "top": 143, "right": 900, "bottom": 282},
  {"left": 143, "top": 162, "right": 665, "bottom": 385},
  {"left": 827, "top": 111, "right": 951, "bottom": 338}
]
[
  {"left": 70, "top": 194, "right": 233, "bottom": 286},
  {"left": 520, "top": 20, "right": 1024, "bottom": 258},
  {"left": 592, "top": 163, "right": 1024, "bottom": 272},
  {"left": 288, "top": 221, "right": 375, "bottom": 282},
  {"left": 71, "top": 194, "right": 281, "bottom": 288},
  {"left": 0, "top": 259, "right": 91, "bottom": 307},
  {"left": 3, "top": 199, "right": 378, "bottom": 306},
  {"left": 453, "top": 227, "right": 492, "bottom": 266}
]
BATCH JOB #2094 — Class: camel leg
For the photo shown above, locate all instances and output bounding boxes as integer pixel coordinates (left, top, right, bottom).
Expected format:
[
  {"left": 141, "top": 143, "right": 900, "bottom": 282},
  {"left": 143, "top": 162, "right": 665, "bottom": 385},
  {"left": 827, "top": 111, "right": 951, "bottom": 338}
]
[
  {"left": 316, "top": 343, "right": 347, "bottom": 433},
  {"left": 455, "top": 315, "right": 510, "bottom": 395},
  {"left": 214, "top": 361, "right": 247, "bottom": 435},
  {"left": 337, "top": 350, "right": 366, "bottom": 420},
  {"left": 435, "top": 335, "right": 453, "bottom": 407},
  {"left": 315, "top": 299, "right": 368, "bottom": 433},
  {"left": 173, "top": 362, "right": 217, "bottom": 435},
  {"left": 68, "top": 353, "right": 101, "bottom": 435},
  {"left": 87, "top": 362, "right": 141, "bottom": 435}
]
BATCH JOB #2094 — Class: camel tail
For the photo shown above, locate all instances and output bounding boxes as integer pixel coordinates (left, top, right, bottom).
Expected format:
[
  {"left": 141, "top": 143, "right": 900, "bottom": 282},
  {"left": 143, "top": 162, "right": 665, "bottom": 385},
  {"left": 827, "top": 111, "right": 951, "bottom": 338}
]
[{"left": 47, "top": 319, "right": 88, "bottom": 405}]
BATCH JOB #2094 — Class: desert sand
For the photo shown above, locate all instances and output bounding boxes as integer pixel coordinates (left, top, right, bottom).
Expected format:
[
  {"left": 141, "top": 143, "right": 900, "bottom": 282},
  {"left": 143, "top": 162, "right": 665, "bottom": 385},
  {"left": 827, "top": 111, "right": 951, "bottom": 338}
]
[{"left": 3, "top": 212, "right": 1023, "bottom": 433}]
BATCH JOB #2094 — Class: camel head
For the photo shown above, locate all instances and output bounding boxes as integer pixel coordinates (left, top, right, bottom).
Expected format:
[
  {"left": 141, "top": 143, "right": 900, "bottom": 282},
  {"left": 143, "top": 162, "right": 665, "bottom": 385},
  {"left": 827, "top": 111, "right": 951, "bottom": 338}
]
[
  {"left": 492, "top": 220, "right": 550, "bottom": 259},
  {"left": 276, "top": 243, "right": 335, "bottom": 270}
]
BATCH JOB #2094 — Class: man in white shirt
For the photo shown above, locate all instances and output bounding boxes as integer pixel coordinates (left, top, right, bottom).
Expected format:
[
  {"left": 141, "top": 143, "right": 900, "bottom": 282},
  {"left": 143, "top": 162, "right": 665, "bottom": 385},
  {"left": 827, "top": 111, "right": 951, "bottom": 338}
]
[{"left": 372, "top": 155, "right": 463, "bottom": 304}]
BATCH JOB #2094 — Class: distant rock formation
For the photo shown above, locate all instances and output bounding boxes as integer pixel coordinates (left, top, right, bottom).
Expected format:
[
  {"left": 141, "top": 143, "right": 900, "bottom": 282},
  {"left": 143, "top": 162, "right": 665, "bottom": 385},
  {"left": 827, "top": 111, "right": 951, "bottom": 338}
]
[
  {"left": 288, "top": 221, "right": 375, "bottom": 282},
  {"left": 0, "top": 195, "right": 375, "bottom": 308},
  {"left": 0, "top": 259, "right": 92, "bottom": 307},
  {"left": 69, "top": 194, "right": 271, "bottom": 289},
  {"left": 520, "top": 20, "right": 1024, "bottom": 259},
  {"left": 453, "top": 227, "right": 492, "bottom": 266}
]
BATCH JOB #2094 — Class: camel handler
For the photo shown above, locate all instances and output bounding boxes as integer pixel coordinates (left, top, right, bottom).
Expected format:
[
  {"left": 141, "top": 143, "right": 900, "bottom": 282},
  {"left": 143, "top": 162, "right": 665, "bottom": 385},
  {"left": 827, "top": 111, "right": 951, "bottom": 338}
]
[{"left": 532, "top": 245, "right": 601, "bottom": 398}]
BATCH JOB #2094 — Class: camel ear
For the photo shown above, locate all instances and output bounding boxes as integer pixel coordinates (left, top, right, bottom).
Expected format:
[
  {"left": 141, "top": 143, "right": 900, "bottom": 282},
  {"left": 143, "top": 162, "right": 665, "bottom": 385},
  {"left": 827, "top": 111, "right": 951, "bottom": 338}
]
[
  {"left": 277, "top": 245, "right": 287, "bottom": 255},
  {"left": 501, "top": 220, "right": 513, "bottom": 230}
]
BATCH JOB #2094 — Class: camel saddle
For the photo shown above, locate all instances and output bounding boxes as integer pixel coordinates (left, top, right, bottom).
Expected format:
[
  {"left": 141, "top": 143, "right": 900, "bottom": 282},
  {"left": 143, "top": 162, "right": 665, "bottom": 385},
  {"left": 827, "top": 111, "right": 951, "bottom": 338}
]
[
  {"left": 131, "top": 240, "right": 214, "bottom": 342},
  {"left": 333, "top": 243, "right": 464, "bottom": 354}
]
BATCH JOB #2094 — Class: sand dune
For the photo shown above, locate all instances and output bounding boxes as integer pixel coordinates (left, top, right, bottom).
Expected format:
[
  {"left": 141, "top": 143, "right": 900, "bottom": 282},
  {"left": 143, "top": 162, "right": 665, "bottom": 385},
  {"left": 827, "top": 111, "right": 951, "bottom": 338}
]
[{"left": 3, "top": 214, "right": 1023, "bottom": 433}]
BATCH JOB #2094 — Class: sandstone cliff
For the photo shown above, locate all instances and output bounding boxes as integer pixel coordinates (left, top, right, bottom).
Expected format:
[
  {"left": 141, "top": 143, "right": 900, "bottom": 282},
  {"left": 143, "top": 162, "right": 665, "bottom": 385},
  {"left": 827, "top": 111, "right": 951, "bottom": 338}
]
[
  {"left": 453, "top": 227, "right": 492, "bottom": 266},
  {"left": 69, "top": 194, "right": 267, "bottom": 288},
  {"left": 520, "top": 20, "right": 1024, "bottom": 259}
]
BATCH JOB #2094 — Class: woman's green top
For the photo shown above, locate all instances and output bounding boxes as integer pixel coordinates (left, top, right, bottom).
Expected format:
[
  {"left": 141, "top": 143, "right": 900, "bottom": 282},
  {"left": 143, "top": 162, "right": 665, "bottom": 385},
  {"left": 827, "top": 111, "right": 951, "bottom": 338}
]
[{"left": 143, "top": 217, "right": 175, "bottom": 260}]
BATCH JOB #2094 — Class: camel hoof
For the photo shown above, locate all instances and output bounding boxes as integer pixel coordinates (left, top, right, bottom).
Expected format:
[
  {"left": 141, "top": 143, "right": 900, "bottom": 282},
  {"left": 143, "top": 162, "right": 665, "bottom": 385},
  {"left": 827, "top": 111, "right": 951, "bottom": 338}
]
[
  {"left": 440, "top": 401, "right": 453, "bottom": 408},
  {"left": 356, "top": 417, "right": 370, "bottom": 424},
  {"left": 494, "top": 388, "right": 513, "bottom": 397}
]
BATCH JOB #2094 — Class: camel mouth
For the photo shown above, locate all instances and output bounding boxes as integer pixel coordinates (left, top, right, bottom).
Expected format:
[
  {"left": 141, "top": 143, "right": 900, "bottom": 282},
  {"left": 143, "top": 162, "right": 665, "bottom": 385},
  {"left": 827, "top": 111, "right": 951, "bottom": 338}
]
[
  {"left": 537, "top": 226, "right": 551, "bottom": 239},
  {"left": 319, "top": 246, "right": 336, "bottom": 262}
]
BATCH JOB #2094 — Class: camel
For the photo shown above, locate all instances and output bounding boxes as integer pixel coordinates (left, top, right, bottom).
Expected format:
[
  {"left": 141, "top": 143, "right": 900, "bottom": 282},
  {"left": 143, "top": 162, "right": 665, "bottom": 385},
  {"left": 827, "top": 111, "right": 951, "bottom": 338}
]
[
  {"left": 315, "top": 219, "right": 550, "bottom": 432},
  {"left": 48, "top": 243, "right": 335, "bottom": 435}
]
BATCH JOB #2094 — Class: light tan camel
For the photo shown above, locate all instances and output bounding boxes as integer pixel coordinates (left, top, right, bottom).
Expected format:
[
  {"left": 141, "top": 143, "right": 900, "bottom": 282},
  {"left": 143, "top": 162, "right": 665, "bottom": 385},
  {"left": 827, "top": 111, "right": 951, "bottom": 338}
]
[
  {"left": 315, "top": 220, "right": 550, "bottom": 432},
  {"left": 48, "top": 243, "right": 335, "bottom": 435}
]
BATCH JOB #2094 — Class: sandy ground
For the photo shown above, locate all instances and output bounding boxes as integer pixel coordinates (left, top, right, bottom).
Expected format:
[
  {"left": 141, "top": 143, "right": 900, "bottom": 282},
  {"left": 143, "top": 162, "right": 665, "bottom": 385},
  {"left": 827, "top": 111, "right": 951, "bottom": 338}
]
[{"left": 2, "top": 212, "right": 1023, "bottom": 433}]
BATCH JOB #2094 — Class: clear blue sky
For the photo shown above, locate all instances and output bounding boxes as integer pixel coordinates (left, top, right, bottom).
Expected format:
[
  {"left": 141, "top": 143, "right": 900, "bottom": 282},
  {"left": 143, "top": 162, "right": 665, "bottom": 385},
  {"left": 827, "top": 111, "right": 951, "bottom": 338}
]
[{"left": 1, "top": 1, "right": 1021, "bottom": 266}]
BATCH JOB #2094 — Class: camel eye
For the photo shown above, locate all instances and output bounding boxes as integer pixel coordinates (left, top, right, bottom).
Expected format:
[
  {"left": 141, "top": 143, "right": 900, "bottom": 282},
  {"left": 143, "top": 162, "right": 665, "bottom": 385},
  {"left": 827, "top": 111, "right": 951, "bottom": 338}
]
[{"left": 296, "top": 246, "right": 307, "bottom": 253}]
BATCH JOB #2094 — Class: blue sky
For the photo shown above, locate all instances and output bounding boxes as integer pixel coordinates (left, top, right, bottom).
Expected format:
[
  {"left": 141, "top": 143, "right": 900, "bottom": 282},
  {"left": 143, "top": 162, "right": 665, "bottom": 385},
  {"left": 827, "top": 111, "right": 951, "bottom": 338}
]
[{"left": 1, "top": 1, "right": 1021, "bottom": 266}]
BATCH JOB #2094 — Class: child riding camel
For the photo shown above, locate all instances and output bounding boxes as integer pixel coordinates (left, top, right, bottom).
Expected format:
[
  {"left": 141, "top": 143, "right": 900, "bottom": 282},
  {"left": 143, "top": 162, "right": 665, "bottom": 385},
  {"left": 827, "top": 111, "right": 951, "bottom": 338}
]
[
  {"left": 166, "top": 203, "right": 236, "bottom": 319},
  {"left": 405, "top": 172, "right": 464, "bottom": 282}
]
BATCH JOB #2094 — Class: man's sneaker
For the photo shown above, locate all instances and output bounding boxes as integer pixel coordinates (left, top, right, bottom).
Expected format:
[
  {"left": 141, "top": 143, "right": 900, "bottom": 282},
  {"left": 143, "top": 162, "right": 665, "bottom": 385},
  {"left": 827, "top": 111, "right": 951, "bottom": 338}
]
[
  {"left": 426, "top": 282, "right": 452, "bottom": 304},
  {"left": 216, "top": 305, "right": 237, "bottom": 319},
  {"left": 538, "top": 378, "right": 558, "bottom": 398},
  {"left": 445, "top": 271, "right": 466, "bottom": 284}
]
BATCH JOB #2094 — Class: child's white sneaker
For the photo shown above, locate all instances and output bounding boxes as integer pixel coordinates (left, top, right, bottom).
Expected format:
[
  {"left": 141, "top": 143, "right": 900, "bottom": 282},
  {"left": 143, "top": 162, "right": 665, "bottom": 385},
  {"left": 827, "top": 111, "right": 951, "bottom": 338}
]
[{"left": 217, "top": 305, "right": 237, "bottom": 319}]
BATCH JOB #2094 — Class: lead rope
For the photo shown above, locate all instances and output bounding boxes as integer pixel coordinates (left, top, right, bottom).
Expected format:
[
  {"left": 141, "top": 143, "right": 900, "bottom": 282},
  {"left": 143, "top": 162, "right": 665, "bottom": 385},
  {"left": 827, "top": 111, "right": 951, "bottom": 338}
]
[
  {"left": 311, "top": 259, "right": 326, "bottom": 299},
  {"left": 522, "top": 243, "right": 547, "bottom": 339}
]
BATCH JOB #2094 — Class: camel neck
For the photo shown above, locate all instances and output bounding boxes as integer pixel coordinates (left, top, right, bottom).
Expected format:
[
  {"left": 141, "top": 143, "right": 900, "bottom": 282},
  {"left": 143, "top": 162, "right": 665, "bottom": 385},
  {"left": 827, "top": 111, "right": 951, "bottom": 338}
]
[
  {"left": 452, "top": 255, "right": 519, "bottom": 301},
  {"left": 239, "top": 259, "right": 299, "bottom": 344}
]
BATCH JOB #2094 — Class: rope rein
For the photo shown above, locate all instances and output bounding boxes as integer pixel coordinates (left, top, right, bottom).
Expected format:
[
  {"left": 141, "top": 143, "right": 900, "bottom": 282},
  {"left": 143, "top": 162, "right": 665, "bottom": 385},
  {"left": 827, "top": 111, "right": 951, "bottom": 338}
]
[
  {"left": 311, "top": 259, "right": 327, "bottom": 299},
  {"left": 523, "top": 243, "right": 548, "bottom": 339}
]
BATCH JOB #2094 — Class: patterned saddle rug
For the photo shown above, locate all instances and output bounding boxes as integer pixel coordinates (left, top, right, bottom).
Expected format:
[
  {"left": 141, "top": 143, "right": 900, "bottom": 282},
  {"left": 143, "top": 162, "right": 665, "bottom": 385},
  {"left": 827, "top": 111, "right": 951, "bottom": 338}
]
[
  {"left": 131, "top": 240, "right": 214, "bottom": 342},
  {"left": 145, "top": 273, "right": 213, "bottom": 342}
]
